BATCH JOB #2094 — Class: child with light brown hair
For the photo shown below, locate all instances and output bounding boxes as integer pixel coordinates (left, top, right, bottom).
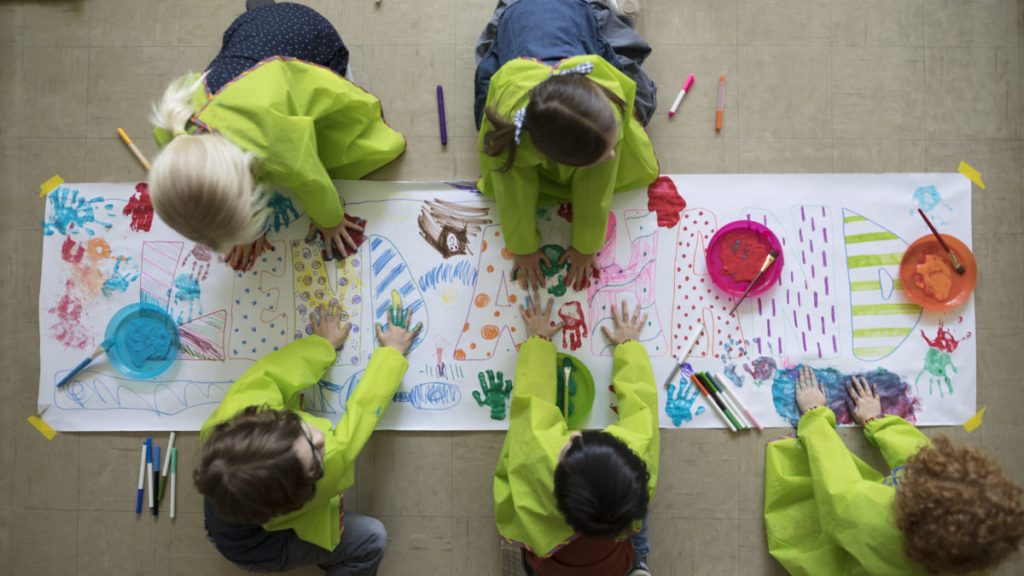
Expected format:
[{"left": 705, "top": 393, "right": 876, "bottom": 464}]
[{"left": 765, "top": 366, "right": 1024, "bottom": 575}]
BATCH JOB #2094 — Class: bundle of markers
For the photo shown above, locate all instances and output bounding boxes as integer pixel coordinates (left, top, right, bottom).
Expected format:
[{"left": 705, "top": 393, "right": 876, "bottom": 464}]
[
  {"left": 688, "top": 372, "right": 762, "bottom": 432},
  {"left": 136, "top": 432, "right": 178, "bottom": 518}
]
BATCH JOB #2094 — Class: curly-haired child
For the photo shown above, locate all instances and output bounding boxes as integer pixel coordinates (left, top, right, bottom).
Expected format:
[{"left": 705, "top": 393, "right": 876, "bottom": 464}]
[
  {"left": 149, "top": 2, "right": 404, "bottom": 271},
  {"left": 194, "top": 302, "right": 420, "bottom": 575},
  {"left": 765, "top": 366, "right": 1024, "bottom": 574}
]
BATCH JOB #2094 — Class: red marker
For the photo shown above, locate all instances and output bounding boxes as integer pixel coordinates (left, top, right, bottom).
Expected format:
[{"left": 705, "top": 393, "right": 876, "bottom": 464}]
[{"left": 667, "top": 74, "right": 695, "bottom": 118}]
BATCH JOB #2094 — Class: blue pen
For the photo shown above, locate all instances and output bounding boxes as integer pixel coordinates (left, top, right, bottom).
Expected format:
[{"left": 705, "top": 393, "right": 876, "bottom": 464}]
[
  {"left": 145, "top": 438, "right": 154, "bottom": 514},
  {"left": 135, "top": 441, "right": 146, "bottom": 514},
  {"left": 152, "top": 445, "right": 160, "bottom": 516}
]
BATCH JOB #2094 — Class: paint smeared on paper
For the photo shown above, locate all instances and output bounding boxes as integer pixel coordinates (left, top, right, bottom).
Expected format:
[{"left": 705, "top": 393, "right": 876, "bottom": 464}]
[
  {"left": 123, "top": 183, "right": 154, "bottom": 232},
  {"left": 647, "top": 176, "right": 687, "bottom": 228},
  {"left": 772, "top": 366, "right": 919, "bottom": 426}
]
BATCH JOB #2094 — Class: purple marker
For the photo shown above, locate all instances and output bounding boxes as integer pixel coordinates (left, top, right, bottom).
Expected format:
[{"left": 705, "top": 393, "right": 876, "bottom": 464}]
[{"left": 436, "top": 85, "right": 448, "bottom": 146}]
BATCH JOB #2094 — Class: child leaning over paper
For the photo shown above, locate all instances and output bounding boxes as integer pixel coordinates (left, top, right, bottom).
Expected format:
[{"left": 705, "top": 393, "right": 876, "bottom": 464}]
[
  {"left": 494, "top": 296, "right": 658, "bottom": 576},
  {"left": 195, "top": 301, "right": 420, "bottom": 575},
  {"left": 765, "top": 366, "right": 1024, "bottom": 575}
]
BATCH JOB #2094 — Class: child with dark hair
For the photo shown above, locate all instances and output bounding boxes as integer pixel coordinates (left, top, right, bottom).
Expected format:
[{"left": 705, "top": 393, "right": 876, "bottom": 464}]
[
  {"left": 474, "top": 0, "right": 659, "bottom": 292},
  {"left": 765, "top": 366, "right": 1024, "bottom": 575},
  {"left": 195, "top": 302, "right": 421, "bottom": 575},
  {"left": 495, "top": 296, "right": 659, "bottom": 576}
]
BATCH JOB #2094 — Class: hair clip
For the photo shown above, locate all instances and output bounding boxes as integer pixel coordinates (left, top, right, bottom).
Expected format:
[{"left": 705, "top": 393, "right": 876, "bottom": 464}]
[
  {"left": 512, "top": 107, "right": 527, "bottom": 145},
  {"left": 553, "top": 62, "right": 595, "bottom": 77}
]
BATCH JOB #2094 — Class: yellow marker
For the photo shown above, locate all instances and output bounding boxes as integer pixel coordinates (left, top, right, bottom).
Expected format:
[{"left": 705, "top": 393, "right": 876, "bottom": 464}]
[
  {"left": 27, "top": 415, "right": 58, "bottom": 441},
  {"left": 963, "top": 407, "right": 986, "bottom": 432},
  {"left": 117, "top": 128, "right": 152, "bottom": 171},
  {"left": 39, "top": 175, "right": 64, "bottom": 197},
  {"left": 958, "top": 161, "right": 986, "bottom": 190}
]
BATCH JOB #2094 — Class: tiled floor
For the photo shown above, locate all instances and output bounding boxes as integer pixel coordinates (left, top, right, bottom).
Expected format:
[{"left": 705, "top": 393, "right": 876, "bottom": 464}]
[{"left": 1, "top": 0, "right": 1022, "bottom": 574}]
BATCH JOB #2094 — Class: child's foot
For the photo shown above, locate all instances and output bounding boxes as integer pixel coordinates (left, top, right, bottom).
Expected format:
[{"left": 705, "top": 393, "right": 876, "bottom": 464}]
[
  {"left": 628, "top": 560, "right": 652, "bottom": 576},
  {"left": 606, "top": 0, "right": 640, "bottom": 19},
  {"left": 245, "top": 0, "right": 275, "bottom": 11}
]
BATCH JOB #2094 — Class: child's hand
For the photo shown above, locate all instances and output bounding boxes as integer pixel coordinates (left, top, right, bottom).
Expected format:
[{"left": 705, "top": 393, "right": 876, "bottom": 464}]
[
  {"left": 226, "top": 234, "right": 274, "bottom": 272},
  {"left": 559, "top": 247, "right": 599, "bottom": 291},
  {"left": 310, "top": 301, "right": 351, "bottom": 350},
  {"left": 375, "top": 303, "right": 422, "bottom": 356},
  {"left": 601, "top": 300, "right": 647, "bottom": 345},
  {"left": 846, "top": 376, "right": 882, "bottom": 426},
  {"left": 317, "top": 217, "right": 364, "bottom": 259},
  {"left": 796, "top": 366, "right": 827, "bottom": 414},
  {"left": 511, "top": 251, "right": 550, "bottom": 290},
  {"left": 519, "top": 290, "right": 563, "bottom": 340}
]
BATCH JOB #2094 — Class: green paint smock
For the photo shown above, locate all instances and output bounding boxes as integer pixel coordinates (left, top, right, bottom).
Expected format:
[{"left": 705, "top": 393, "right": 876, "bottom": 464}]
[
  {"left": 155, "top": 57, "right": 406, "bottom": 229},
  {"left": 764, "top": 407, "right": 931, "bottom": 575},
  {"left": 476, "top": 55, "right": 659, "bottom": 256},
  {"left": 199, "top": 336, "right": 408, "bottom": 551},
  {"left": 493, "top": 336, "right": 660, "bottom": 557}
]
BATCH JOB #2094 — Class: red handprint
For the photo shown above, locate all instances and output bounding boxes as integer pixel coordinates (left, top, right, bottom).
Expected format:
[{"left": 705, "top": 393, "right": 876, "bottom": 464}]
[
  {"left": 558, "top": 301, "right": 588, "bottom": 351},
  {"left": 123, "top": 182, "right": 154, "bottom": 232}
]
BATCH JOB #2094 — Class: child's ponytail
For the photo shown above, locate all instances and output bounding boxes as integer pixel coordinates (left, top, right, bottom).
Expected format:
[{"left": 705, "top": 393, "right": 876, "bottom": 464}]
[
  {"left": 151, "top": 73, "right": 205, "bottom": 135},
  {"left": 482, "top": 106, "right": 520, "bottom": 172}
]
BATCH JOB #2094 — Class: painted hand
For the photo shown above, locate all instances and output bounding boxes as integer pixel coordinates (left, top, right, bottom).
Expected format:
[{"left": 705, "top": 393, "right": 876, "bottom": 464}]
[
  {"left": 511, "top": 251, "right": 550, "bottom": 291},
  {"left": 519, "top": 290, "right": 564, "bottom": 340},
  {"left": 375, "top": 303, "right": 422, "bottom": 356},
  {"left": 317, "top": 216, "right": 365, "bottom": 261},
  {"left": 472, "top": 369, "right": 513, "bottom": 420},
  {"left": 796, "top": 365, "right": 827, "bottom": 414},
  {"left": 267, "top": 192, "right": 300, "bottom": 232},
  {"left": 846, "top": 375, "right": 882, "bottom": 426},
  {"left": 601, "top": 300, "right": 647, "bottom": 345},
  {"left": 559, "top": 247, "right": 598, "bottom": 291},
  {"left": 310, "top": 300, "right": 352, "bottom": 350},
  {"left": 226, "top": 234, "right": 274, "bottom": 272},
  {"left": 665, "top": 375, "right": 703, "bottom": 427}
]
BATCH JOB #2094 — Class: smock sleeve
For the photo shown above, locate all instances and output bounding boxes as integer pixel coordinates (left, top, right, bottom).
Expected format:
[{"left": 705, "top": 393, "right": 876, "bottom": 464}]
[
  {"left": 603, "top": 341, "right": 660, "bottom": 496},
  {"left": 863, "top": 415, "right": 930, "bottom": 470},
  {"left": 569, "top": 157, "right": 618, "bottom": 254},
  {"left": 489, "top": 166, "right": 542, "bottom": 255},
  {"left": 796, "top": 407, "right": 866, "bottom": 526},
  {"left": 332, "top": 346, "right": 409, "bottom": 468}
]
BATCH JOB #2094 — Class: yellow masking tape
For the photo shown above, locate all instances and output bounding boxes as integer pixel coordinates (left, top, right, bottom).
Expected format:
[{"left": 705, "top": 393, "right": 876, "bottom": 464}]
[
  {"left": 39, "top": 175, "right": 64, "bottom": 197},
  {"left": 27, "top": 415, "right": 58, "bottom": 441},
  {"left": 962, "top": 407, "right": 986, "bottom": 433},
  {"left": 958, "top": 161, "right": 986, "bottom": 190}
]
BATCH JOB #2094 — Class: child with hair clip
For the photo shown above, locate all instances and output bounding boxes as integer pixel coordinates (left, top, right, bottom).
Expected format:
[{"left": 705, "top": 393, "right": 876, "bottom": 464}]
[
  {"left": 149, "top": 1, "right": 404, "bottom": 272},
  {"left": 474, "top": 0, "right": 659, "bottom": 292},
  {"left": 494, "top": 295, "right": 659, "bottom": 576},
  {"left": 765, "top": 366, "right": 1024, "bottom": 575},
  {"left": 195, "top": 301, "right": 421, "bottom": 575}
]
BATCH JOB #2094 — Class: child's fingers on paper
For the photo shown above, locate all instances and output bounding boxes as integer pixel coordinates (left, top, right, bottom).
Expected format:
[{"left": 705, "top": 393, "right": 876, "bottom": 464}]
[
  {"left": 345, "top": 218, "right": 365, "bottom": 232},
  {"left": 544, "top": 297, "right": 554, "bottom": 317},
  {"left": 871, "top": 383, "right": 879, "bottom": 398},
  {"left": 631, "top": 303, "right": 642, "bottom": 324},
  {"left": 620, "top": 300, "right": 629, "bottom": 322}
]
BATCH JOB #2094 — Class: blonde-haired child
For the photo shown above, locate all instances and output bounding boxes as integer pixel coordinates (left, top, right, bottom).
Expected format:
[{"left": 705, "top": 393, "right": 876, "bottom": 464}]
[{"left": 150, "top": 2, "right": 404, "bottom": 271}]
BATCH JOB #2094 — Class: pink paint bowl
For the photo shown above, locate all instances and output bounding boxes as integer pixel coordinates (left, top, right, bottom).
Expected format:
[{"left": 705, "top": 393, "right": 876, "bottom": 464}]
[{"left": 705, "top": 220, "right": 784, "bottom": 298}]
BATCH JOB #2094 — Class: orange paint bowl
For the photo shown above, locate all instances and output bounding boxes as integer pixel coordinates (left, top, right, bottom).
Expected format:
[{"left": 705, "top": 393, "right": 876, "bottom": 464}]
[{"left": 899, "top": 234, "right": 977, "bottom": 311}]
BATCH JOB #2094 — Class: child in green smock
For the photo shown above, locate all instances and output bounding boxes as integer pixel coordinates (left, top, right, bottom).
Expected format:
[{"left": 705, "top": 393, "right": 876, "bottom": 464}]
[
  {"left": 495, "top": 297, "right": 659, "bottom": 576},
  {"left": 149, "top": 3, "right": 405, "bottom": 272},
  {"left": 765, "top": 366, "right": 1024, "bottom": 575},
  {"left": 195, "top": 302, "right": 420, "bottom": 575}
]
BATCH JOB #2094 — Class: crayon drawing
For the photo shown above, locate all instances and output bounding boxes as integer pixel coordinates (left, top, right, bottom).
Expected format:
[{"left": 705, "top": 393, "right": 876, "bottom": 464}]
[{"left": 417, "top": 199, "right": 492, "bottom": 258}]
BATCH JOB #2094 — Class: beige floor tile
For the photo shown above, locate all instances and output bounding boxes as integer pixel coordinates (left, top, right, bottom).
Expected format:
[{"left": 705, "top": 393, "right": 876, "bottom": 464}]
[
  {"left": 178, "top": 46, "right": 219, "bottom": 75},
  {"left": 652, "top": 430, "right": 739, "bottom": 519},
  {"left": 0, "top": 509, "right": 9, "bottom": 573},
  {"left": 738, "top": 138, "right": 834, "bottom": 172},
  {"left": 78, "top": 510, "right": 171, "bottom": 576},
  {"left": 454, "top": 47, "right": 481, "bottom": 137},
  {"left": 87, "top": 47, "right": 188, "bottom": 141},
  {"left": 450, "top": 432, "right": 502, "bottom": 518},
  {"left": 0, "top": 234, "right": 43, "bottom": 324},
  {"left": 0, "top": 4, "right": 18, "bottom": 46},
  {"left": 362, "top": 0, "right": 457, "bottom": 46},
  {"left": 645, "top": 516, "right": 739, "bottom": 576},
  {"left": 376, "top": 514, "right": 454, "bottom": 576},
  {"left": 451, "top": 515, "right": 502, "bottom": 576},
  {"left": 327, "top": 0, "right": 367, "bottom": 48},
  {"left": 169, "top": 512, "right": 253, "bottom": 576},
  {"left": 925, "top": 140, "right": 1023, "bottom": 234},
  {"left": 738, "top": 433, "right": 768, "bottom": 517},
  {"left": 18, "top": 1, "right": 92, "bottom": 47},
  {"left": 923, "top": 0, "right": 1019, "bottom": 48},
  {"left": 832, "top": 139, "right": 927, "bottom": 172},
  {"left": 369, "top": 135, "right": 459, "bottom": 181},
  {"left": 739, "top": 516, "right": 788, "bottom": 575},
  {"left": 0, "top": 47, "right": 22, "bottom": 140},
  {"left": 89, "top": 0, "right": 180, "bottom": 47},
  {"left": 643, "top": 0, "right": 738, "bottom": 46},
  {"left": 737, "top": 0, "right": 831, "bottom": 46},
  {"left": 976, "top": 329, "right": 1024, "bottom": 385},
  {"left": 84, "top": 136, "right": 152, "bottom": 182},
  {"left": 14, "top": 403, "right": 80, "bottom": 511},
  {"left": 978, "top": 379, "right": 1024, "bottom": 483},
  {"left": 359, "top": 45, "right": 457, "bottom": 140},
  {"left": 643, "top": 45, "right": 739, "bottom": 141},
  {"left": 9, "top": 509, "right": 78, "bottom": 576},
  {"left": 18, "top": 46, "right": 89, "bottom": 139},
  {"left": 653, "top": 137, "right": 740, "bottom": 174},
  {"left": 1, "top": 323, "right": 43, "bottom": 407},
  {"left": 454, "top": 0, "right": 496, "bottom": 47},
  {"left": 0, "top": 407, "right": 17, "bottom": 511},
  {"left": 830, "top": 0, "right": 924, "bottom": 47},
  {"left": 179, "top": 0, "right": 243, "bottom": 48},
  {"left": 738, "top": 46, "right": 831, "bottom": 139},
  {"left": 11, "top": 139, "right": 88, "bottom": 233},
  {"left": 78, "top": 434, "right": 152, "bottom": 512},
  {"left": 832, "top": 47, "right": 926, "bottom": 139},
  {"left": 924, "top": 47, "right": 1020, "bottom": 140},
  {"left": 356, "top": 432, "right": 453, "bottom": 517}
]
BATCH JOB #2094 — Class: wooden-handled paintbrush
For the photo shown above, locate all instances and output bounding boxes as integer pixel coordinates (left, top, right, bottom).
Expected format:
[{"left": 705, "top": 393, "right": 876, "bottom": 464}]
[{"left": 728, "top": 250, "right": 778, "bottom": 316}]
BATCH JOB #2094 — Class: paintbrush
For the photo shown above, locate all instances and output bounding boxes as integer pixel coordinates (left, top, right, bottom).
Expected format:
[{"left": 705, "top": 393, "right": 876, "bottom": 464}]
[
  {"left": 56, "top": 339, "right": 113, "bottom": 388},
  {"left": 562, "top": 364, "right": 572, "bottom": 419},
  {"left": 728, "top": 250, "right": 778, "bottom": 316},
  {"left": 917, "top": 209, "right": 965, "bottom": 275}
]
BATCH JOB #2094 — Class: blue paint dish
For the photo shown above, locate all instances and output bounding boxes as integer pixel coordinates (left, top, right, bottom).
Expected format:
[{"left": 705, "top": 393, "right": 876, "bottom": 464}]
[{"left": 105, "top": 303, "right": 180, "bottom": 379}]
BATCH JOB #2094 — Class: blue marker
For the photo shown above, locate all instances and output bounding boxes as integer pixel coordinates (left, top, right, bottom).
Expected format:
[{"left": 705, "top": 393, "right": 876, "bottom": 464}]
[
  {"left": 145, "top": 438, "right": 154, "bottom": 514},
  {"left": 135, "top": 441, "right": 146, "bottom": 514},
  {"left": 152, "top": 445, "right": 160, "bottom": 516}
]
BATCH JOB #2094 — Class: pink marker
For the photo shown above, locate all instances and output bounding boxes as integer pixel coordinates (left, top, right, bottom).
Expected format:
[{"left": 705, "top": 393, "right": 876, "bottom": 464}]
[{"left": 667, "top": 74, "right": 695, "bottom": 118}]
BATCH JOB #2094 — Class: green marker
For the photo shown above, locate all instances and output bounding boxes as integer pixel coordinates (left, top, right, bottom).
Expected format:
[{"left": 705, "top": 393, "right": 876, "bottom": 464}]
[{"left": 697, "top": 373, "right": 743, "bottom": 431}]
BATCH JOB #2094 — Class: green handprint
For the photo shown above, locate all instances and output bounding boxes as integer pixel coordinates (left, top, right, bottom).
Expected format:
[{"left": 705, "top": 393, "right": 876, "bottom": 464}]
[
  {"left": 915, "top": 347, "right": 957, "bottom": 397},
  {"left": 473, "top": 370, "right": 513, "bottom": 420},
  {"left": 539, "top": 244, "right": 569, "bottom": 297},
  {"left": 556, "top": 357, "right": 578, "bottom": 417}
]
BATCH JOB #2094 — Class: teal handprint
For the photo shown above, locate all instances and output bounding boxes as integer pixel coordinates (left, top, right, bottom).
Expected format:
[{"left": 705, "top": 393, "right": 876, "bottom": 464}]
[
  {"left": 556, "top": 357, "right": 578, "bottom": 417},
  {"left": 665, "top": 363, "right": 705, "bottom": 426},
  {"left": 43, "top": 187, "right": 115, "bottom": 237},
  {"left": 101, "top": 257, "right": 139, "bottom": 298},
  {"left": 267, "top": 191, "right": 300, "bottom": 232},
  {"left": 473, "top": 370, "right": 512, "bottom": 420}
]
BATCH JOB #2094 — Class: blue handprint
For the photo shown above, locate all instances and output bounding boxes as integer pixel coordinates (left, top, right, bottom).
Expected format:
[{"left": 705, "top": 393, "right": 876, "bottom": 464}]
[
  {"left": 43, "top": 187, "right": 115, "bottom": 237},
  {"left": 267, "top": 191, "right": 300, "bottom": 232},
  {"left": 101, "top": 257, "right": 139, "bottom": 297},
  {"left": 665, "top": 363, "right": 706, "bottom": 427}
]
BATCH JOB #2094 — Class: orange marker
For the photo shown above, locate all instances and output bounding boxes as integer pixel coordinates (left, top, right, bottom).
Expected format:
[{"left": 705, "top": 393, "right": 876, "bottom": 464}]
[
  {"left": 715, "top": 74, "right": 726, "bottom": 133},
  {"left": 116, "top": 128, "right": 152, "bottom": 171}
]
